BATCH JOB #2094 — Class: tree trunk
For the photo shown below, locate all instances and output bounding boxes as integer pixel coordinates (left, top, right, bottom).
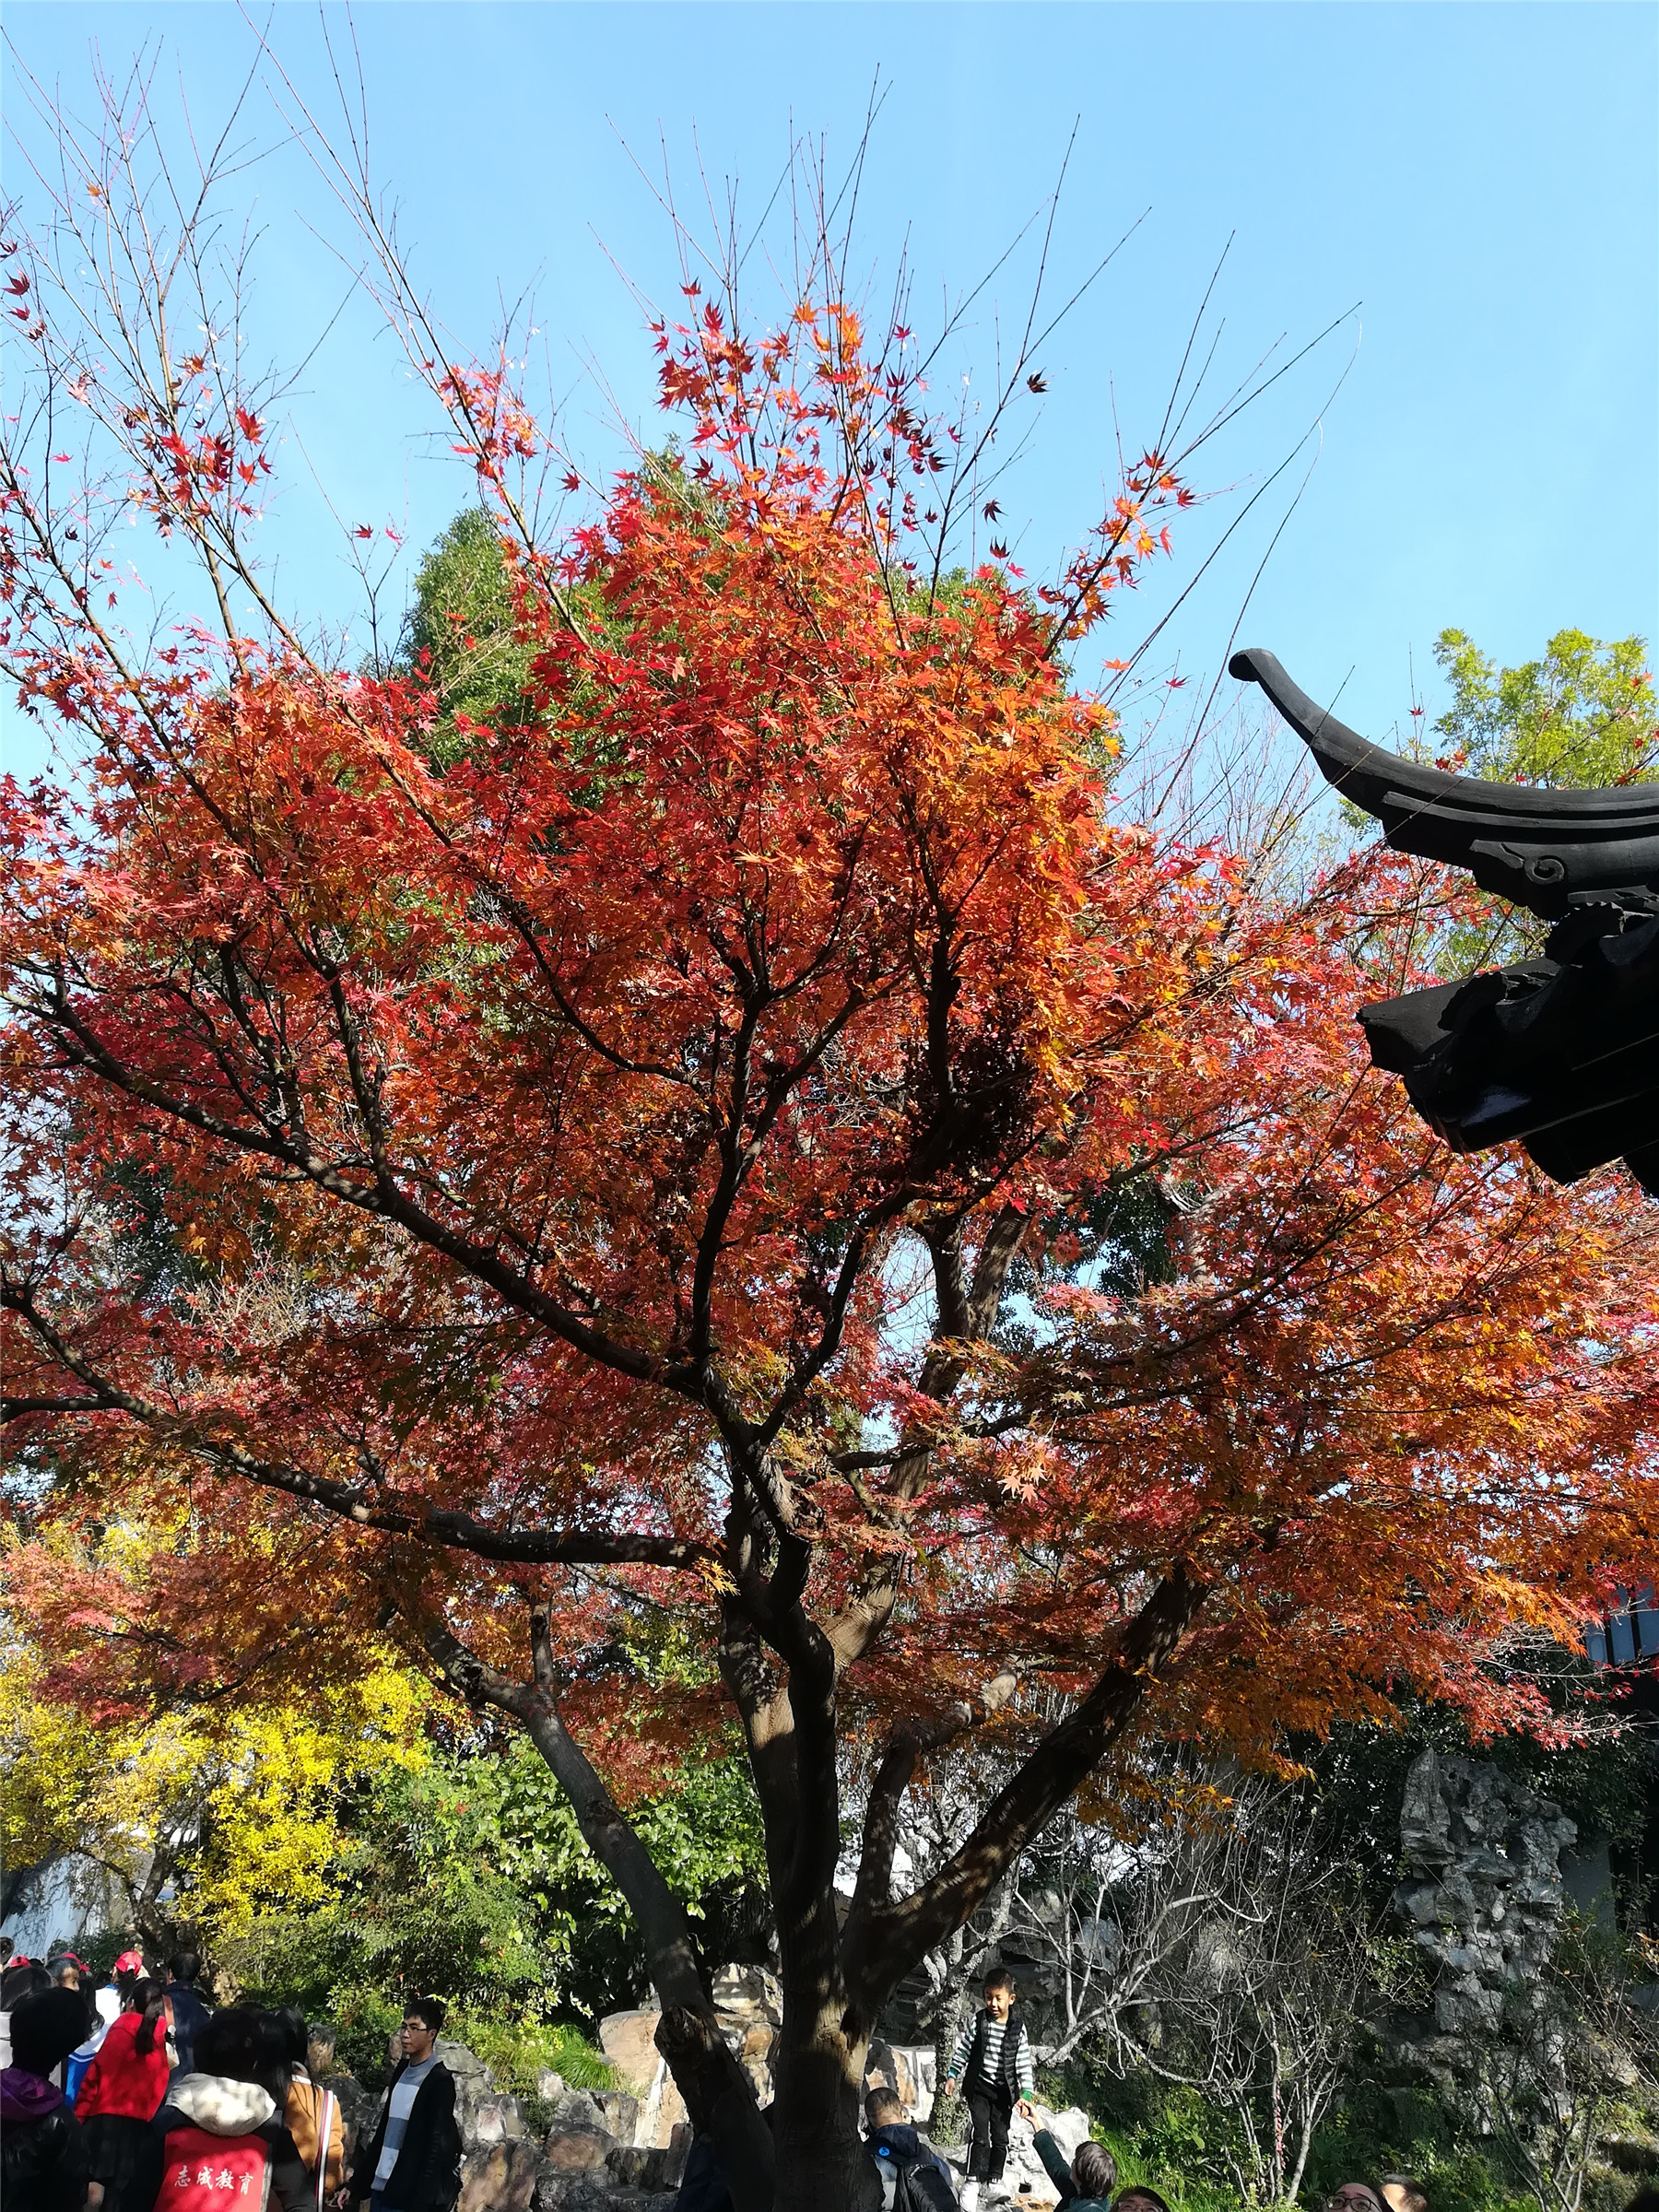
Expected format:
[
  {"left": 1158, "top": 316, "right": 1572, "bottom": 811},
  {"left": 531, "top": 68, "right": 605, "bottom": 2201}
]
[
  {"left": 429, "top": 1621, "right": 777, "bottom": 2206},
  {"left": 770, "top": 1983, "right": 881, "bottom": 2212},
  {"left": 927, "top": 1971, "right": 970, "bottom": 2145}
]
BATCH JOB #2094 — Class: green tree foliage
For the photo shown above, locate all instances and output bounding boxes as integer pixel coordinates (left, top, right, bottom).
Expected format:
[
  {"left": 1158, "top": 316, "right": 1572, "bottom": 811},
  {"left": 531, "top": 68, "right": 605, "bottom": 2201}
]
[
  {"left": 229, "top": 1735, "right": 769, "bottom": 2034},
  {"left": 1430, "top": 628, "right": 1655, "bottom": 789},
  {"left": 1400, "top": 627, "right": 1655, "bottom": 970},
  {"left": 400, "top": 507, "right": 537, "bottom": 766}
]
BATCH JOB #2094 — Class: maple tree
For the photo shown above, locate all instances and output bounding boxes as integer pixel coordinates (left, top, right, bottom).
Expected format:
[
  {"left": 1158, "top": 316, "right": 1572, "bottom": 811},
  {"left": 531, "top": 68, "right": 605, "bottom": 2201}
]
[{"left": 4, "top": 71, "right": 1658, "bottom": 2210}]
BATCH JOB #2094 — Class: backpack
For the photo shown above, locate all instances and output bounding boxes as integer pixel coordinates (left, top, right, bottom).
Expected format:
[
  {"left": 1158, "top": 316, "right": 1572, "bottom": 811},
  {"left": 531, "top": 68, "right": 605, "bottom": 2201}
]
[{"left": 875, "top": 2140, "right": 959, "bottom": 2212}]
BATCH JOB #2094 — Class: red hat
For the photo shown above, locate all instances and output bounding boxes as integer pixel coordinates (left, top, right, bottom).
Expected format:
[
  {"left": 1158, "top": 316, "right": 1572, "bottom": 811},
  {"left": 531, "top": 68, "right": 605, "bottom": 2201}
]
[{"left": 114, "top": 1949, "right": 145, "bottom": 1973}]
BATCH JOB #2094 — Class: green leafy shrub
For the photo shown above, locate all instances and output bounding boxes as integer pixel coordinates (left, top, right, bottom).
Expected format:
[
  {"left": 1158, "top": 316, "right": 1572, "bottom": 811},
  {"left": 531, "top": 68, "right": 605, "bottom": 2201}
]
[{"left": 444, "top": 2010, "right": 614, "bottom": 2127}]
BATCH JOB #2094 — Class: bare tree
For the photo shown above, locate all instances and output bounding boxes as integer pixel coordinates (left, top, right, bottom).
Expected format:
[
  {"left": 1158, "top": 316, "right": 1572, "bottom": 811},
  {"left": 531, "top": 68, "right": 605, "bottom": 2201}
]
[
  {"left": 1477, "top": 1923, "right": 1659, "bottom": 2212},
  {"left": 1053, "top": 1772, "right": 1375, "bottom": 2206}
]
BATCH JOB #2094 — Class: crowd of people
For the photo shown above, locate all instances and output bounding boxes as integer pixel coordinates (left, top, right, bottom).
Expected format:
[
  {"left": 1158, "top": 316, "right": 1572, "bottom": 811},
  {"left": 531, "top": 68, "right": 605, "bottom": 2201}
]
[
  {"left": 6, "top": 1949, "right": 1658, "bottom": 2212},
  {"left": 0, "top": 1947, "right": 460, "bottom": 2212}
]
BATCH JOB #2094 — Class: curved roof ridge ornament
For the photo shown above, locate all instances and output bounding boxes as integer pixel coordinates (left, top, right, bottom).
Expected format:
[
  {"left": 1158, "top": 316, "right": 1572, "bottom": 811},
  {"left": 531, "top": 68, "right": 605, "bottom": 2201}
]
[
  {"left": 1230, "top": 646, "right": 1659, "bottom": 920},
  {"left": 1230, "top": 648, "right": 1659, "bottom": 1198}
]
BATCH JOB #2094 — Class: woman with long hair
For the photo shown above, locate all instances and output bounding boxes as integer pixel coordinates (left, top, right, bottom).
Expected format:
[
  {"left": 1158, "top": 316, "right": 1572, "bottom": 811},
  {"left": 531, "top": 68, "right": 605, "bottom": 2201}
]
[
  {"left": 75, "top": 1973, "right": 172, "bottom": 2195},
  {"left": 274, "top": 2006, "right": 345, "bottom": 2203}
]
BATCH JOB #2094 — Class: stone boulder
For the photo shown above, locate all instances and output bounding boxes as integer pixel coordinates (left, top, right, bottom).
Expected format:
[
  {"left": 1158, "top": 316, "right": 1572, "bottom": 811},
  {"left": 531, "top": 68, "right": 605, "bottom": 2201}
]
[
  {"left": 459, "top": 2138, "right": 541, "bottom": 2212},
  {"left": 711, "top": 1963, "right": 782, "bottom": 2105},
  {"left": 936, "top": 2100, "right": 1094, "bottom": 2209},
  {"left": 318, "top": 2071, "right": 378, "bottom": 2174},
  {"left": 542, "top": 2129, "right": 612, "bottom": 2175},
  {"left": 1382, "top": 1748, "right": 1579, "bottom": 2088},
  {"left": 864, "top": 2039, "right": 937, "bottom": 2113},
  {"left": 605, "top": 2140, "right": 692, "bottom": 2192},
  {"left": 546, "top": 2088, "right": 613, "bottom": 2137},
  {"left": 597, "top": 2011, "right": 661, "bottom": 2096},
  {"left": 596, "top": 1966, "right": 782, "bottom": 2149},
  {"left": 537, "top": 2193, "right": 677, "bottom": 2212},
  {"left": 590, "top": 2091, "right": 640, "bottom": 2145},
  {"left": 440, "top": 2037, "right": 528, "bottom": 2153}
]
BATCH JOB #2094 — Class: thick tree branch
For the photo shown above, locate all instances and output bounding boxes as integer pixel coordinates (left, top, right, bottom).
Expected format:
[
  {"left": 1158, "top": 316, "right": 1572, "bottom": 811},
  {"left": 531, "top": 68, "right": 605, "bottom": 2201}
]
[
  {"left": 427, "top": 1611, "right": 776, "bottom": 2212},
  {"left": 824, "top": 1204, "right": 1032, "bottom": 1674},
  {"left": 845, "top": 1563, "right": 1207, "bottom": 2007},
  {"left": 2, "top": 1287, "right": 713, "bottom": 1575},
  {"left": 847, "top": 1665, "right": 1022, "bottom": 1931}
]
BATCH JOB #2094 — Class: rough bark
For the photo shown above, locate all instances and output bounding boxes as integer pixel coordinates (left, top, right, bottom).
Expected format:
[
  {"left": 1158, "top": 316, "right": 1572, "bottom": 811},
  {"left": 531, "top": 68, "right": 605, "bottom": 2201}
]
[{"left": 426, "top": 1615, "right": 776, "bottom": 2212}]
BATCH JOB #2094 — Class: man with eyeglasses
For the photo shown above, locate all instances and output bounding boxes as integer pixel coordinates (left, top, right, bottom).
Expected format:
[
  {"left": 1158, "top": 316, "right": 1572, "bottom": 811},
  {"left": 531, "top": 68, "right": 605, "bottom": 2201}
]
[{"left": 347, "top": 1998, "right": 463, "bottom": 2212}]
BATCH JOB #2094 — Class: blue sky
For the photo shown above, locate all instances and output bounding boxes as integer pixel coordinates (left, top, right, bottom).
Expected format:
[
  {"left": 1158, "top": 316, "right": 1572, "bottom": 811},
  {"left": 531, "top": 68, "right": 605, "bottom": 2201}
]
[{"left": 3, "top": 2, "right": 1654, "bottom": 780}]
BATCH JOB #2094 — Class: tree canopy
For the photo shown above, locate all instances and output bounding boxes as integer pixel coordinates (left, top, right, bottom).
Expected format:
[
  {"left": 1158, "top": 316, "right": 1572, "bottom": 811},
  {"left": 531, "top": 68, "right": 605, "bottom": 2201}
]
[
  {"left": 3, "top": 81, "right": 1656, "bottom": 2212},
  {"left": 1430, "top": 626, "right": 1654, "bottom": 789}
]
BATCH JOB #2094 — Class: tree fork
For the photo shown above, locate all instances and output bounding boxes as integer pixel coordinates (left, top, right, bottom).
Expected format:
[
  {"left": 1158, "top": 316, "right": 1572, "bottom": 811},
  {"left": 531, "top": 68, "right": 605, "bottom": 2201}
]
[{"left": 841, "top": 1562, "right": 1209, "bottom": 2013}]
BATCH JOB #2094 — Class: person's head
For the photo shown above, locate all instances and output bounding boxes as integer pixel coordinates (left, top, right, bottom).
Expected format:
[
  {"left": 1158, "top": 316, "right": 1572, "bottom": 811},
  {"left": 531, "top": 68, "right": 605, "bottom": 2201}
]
[
  {"left": 51, "top": 1958, "right": 82, "bottom": 1991},
  {"left": 112, "top": 1948, "right": 145, "bottom": 1997},
  {"left": 168, "top": 1949, "right": 202, "bottom": 1989},
  {"left": 982, "top": 1966, "right": 1015, "bottom": 2022},
  {"left": 10, "top": 1987, "right": 93, "bottom": 2079},
  {"left": 1380, "top": 2177, "right": 1430, "bottom": 2212},
  {"left": 194, "top": 2006, "right": 288, "bottom": 2097},
  {"left": 400, "top": 1995, "right": 445, "bottom": 2063},
  {"left": 1327, "top": 2185, "right": 1386, "bottom": 2212},
  {"left": 1115, "top": 2190, "right": 1173, "bottom": 2212},
  {"left": 865, "top": 2088, "right": 906, "bottom": 2131},
  {"left": 124, "top": 1976, "right": 171, "bottom": 2055},
  {"left": 1623, "top": 2191, "right": 1659, "bottom": 2212},
  {"left": 1073, "top": 2142, "right": 1117, "bottom": 2198},
  {"left": 2, "top": 1959, "right": 52, "bottom": 2010},
  {"left": 272, "top": 2005, "right": 310, "bottom": 2074}
]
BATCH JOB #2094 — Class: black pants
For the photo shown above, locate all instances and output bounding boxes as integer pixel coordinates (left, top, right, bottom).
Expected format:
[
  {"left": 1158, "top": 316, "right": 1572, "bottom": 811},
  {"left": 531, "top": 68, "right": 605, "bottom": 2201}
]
[{"left": 965, "top": 2086, "right": 1013, "bottom": 2182}]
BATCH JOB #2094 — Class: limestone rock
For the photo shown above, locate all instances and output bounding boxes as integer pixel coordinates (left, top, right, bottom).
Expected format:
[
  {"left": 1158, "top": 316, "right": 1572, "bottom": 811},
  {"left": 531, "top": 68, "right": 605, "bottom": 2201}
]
[
  {"left": 318, "top": 2073, "right": 376, "bottom": 2171},
  {"left": 543, "top": 2128, "right": 613, "bottom": 2174},
  {"left": 440, "top": 2038, "right": 527, "bottom": 2154},
  {"left": 606, "top": 2140, "right": 692, "bottom": 2191},
  {"left": 459, "top": 2138, "right": 540, "bottom": 2212},
  {"left": 590, "top": 2090, "right": 640, "bottom": 2146},
  {"left": 711, "top": 1963, "right": 783, "bottom": 2107},
  {"left": 597, "top": 2008, "right": 683, "bottom": 2147},
  {"left": 595, "top": 1967, "right": 781, "bottom": 2149},
  {"left": 535, "top": 2183, "right": 676, "bottom": 2212},
  {"left": 547, "top": 2089, "right": 612, "bottom": 2137},
  {"left": 1383, "top": 1749, "right": 1578, "bottom": 2088},
  {"left": 937, "top": 2100, "right": 1091, "bottom": 2209},
  {"left": 598, "top": 2009, "right": 661, "bottom": 2097}
]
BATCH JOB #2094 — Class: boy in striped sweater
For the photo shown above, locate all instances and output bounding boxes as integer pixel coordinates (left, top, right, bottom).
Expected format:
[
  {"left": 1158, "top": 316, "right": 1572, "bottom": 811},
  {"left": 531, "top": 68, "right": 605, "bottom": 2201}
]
[{"left": 940, "top": 1967, "right": 1035, "bottom": 2209}]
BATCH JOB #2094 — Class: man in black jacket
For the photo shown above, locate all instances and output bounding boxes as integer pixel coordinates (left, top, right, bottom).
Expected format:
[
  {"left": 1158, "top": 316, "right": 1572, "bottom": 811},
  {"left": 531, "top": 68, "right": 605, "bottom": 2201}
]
[{"left": 348, "top": 1998, "right": 463, "bottom": 2212}]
